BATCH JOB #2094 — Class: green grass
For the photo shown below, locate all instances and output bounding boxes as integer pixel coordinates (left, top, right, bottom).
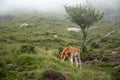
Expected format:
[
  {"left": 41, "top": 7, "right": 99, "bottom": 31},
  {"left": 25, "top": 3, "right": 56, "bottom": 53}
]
[
  {"left": 0, "top": 51, "right": 112, "bottom": 80},
  {"left": 0, "top": 13, "right": 120, "bottom": 80}
]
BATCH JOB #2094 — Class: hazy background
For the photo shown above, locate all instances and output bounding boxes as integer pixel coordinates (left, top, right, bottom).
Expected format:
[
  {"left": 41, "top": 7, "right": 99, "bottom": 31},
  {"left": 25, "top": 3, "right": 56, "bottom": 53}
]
[{"left": 0, "top": 0, "right": 119, "bottom": 14}]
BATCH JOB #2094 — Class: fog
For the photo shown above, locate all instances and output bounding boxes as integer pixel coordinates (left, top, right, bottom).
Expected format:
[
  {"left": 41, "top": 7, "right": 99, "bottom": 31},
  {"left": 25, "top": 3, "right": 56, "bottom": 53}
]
[
  {"left": 0, "top": 0, "right": 119, "bottom": 14},
  {"left": 91, "top": 0, "right": 119, "bottom": 10},
  {"left": 0, "top": 0, "right": 86, "bottom": 13}
]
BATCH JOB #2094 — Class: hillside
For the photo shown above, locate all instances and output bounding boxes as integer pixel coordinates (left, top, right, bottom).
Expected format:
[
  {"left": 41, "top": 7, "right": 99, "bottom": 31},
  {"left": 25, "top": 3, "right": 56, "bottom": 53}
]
[{"left": 0, "top": 13, "right": 120, "bottom": 80}]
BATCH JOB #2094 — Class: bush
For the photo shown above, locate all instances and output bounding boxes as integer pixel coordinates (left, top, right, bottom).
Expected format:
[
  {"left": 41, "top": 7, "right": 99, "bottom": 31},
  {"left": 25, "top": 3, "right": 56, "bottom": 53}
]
[
  {"left": 20, "top": 44, "right": 36, "bottom": 53},
  {"left": 107, "top": 41, "right": 120, "bottom": 49},
  {"left": 82, "top": 46, "right": 88, "bottom": 53},
  {"left": 102, "top": 56, "right": 109, "bottom": 62},
  {"left": 90, "top": 42, "right": 100, "bottom": 48},
  {"left": 15, "top": 54, "right": 37, "bottom": 71},
  {"left": 100, "top": 37, "right": 108, "bottom": 42},
  {"left": 81, "top": 52, "right": 94, "bottom": 61},
  {"left": 0, "top": 57, "right": 7, "bottom": 80},
  {"left": 112, "top": 66, "right": 120, "bottom": 80}
]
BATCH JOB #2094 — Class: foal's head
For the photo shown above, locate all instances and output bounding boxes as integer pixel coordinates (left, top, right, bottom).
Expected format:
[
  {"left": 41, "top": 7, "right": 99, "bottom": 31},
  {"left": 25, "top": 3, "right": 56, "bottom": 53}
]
[
  {"left": 60, "top": 47, "right": 70, "bottom": 61},
  {"left": 60, "top": 52, "right": 65, "bottom": 61}
]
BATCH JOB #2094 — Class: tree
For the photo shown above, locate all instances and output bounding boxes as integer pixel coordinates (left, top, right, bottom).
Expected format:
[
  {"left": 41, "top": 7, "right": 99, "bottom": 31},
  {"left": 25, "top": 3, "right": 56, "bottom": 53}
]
[{"left": 64, "top": 3, "right": 103, "bottom": 52}]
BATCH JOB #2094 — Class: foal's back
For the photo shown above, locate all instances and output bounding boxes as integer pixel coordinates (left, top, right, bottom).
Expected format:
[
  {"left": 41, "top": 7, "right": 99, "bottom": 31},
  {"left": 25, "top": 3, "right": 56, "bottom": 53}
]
[{"left": 68, "top": 46, "right": 80, "bottom": 54}]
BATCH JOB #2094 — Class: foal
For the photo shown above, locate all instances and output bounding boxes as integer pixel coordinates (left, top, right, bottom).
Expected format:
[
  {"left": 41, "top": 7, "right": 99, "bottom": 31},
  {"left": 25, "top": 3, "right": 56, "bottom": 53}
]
[{"left": 60, "top": 46, "right": 82, "bottom": 68}]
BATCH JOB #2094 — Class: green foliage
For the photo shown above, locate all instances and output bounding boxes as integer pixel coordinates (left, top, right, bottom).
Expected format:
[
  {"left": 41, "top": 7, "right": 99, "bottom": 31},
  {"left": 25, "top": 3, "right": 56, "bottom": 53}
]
[
  {"left": 90, "top": 42, "right": 100, "bottom": 48},
  {"left": 58, "top": 47, "right": 64, "bottom": 55},
  {"left": 15, "top": 54, "right": 38, "bottom": 71},
  {"left": 112, "top": 66, "right": 120, "bottom": 80},
  {"left": 0, "top": 57, "right": 7, "bottom": 80},
  {"left": 64, "top": 3, "right": 103, "bottom": 52},
  {"left": 102, "top": 56, "right": 109, "bottom": 62},
  {"left": 81, "top": 52, "right": 94, "bottom": 61},
  {"left": 100, "top": 37, "right": 108, "bottom": 42},
  {"left": 64, "top": 3, "right": 103, "bottom": 29},
  {"left": 0, "top": 12, "right": 119, "bottom": 80},
  {"left": 20, "top": 44, "right": 36, "bottom": 53}
]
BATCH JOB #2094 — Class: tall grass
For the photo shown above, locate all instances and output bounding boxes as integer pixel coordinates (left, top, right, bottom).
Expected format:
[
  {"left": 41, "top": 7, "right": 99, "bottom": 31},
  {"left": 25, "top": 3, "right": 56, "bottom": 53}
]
[{"left": 0, "top": 13, "right": 119, "bottom": 80}]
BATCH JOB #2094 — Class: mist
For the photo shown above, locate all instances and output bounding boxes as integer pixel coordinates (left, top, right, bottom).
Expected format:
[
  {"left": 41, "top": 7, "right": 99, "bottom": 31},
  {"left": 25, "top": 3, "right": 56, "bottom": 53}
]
[
  {"left": 0, "top": 0, "right": 119, "bottom": 15},
  {"left": 0, "top": 0, "right": 86, "bottom": 13},
  {"left": 91, "top": 0, "right": 119, "bottom": 9}
]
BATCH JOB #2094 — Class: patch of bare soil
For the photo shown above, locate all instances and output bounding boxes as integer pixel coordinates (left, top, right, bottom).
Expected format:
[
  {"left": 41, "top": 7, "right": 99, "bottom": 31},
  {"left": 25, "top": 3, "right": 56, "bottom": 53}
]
[
  {"left": 109, "top": 51, "right": 120, "bottom": 65},
  {"left": 42, "top": 69, "right": 66, "bottom": 80}
]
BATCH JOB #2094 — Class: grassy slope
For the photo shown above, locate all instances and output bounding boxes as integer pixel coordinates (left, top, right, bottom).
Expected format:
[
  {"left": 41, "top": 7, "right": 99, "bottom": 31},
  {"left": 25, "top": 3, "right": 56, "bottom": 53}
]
[{"left": 0, "top": 13, "right": 120, "bottom": 80}]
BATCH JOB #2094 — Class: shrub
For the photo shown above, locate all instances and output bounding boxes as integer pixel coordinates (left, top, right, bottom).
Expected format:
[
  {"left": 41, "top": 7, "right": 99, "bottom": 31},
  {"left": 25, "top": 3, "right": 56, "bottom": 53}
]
[
  {"left": 102, "top": 56, "right": 109, "bottom": 62},
  {"left": 0, "top": 57, "right": 7, "bottom": 80},
  {"left": 112, "top": 66, "right": 120, "bottom": 80},
  {"left": 90, "top": 42, "right": 100, "bottom": 48},
  {"left": 107, "top": 40, "right": 120, "bottom": 49},
  {"left": 15, "top": 54, "right": 37, "bottom": 71},
  {"left": 100, "top": 37, "right": 108, "bottom": 42},
  {"left": 81, "top": 46, "right": 88, "bottom": 53},
  {"left": 20, "top": 44, "right": 36, "bottom": 53},
  {"left": 81, "top": 52, "right": 94, "bottom": 61}
]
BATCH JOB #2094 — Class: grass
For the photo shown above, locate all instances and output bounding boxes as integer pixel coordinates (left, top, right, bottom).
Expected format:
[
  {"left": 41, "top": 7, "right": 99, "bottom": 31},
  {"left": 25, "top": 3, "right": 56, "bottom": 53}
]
[
  {"left": 0, "top": 12, "right": 120, "bottom": 80},
  {"left": 0, "top": 52, "right": 112, "bottom": 80}
]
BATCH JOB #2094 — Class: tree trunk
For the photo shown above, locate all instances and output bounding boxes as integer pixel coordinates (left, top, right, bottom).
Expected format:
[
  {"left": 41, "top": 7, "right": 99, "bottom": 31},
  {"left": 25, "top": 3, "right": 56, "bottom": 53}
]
[{"left": 81, "top": 28, "right": 88, "bottom": 52}]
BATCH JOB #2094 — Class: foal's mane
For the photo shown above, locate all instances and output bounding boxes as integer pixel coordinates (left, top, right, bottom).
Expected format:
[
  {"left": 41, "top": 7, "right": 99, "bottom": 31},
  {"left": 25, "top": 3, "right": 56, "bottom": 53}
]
[{"left": 61, "top": 46, "right": 70, "bottom": 55}]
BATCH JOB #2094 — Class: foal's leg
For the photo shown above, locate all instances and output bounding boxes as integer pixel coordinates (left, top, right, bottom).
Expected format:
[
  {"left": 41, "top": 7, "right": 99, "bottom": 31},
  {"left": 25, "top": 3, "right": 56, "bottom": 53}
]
[
  {"left": 75, "top": 54, "right": 82, "bottom": 69},
  {"left": 75, "top": 56, "right": 79, "bottom": 67},
  {"left": 79, "top": 59, "right": 82, "bottom": 69},
  {"left": 77, "top": 55, "right": 82, "bottom": 69},
  {"left": 69, "top": 55, "right": 73, "bottom": 65}
]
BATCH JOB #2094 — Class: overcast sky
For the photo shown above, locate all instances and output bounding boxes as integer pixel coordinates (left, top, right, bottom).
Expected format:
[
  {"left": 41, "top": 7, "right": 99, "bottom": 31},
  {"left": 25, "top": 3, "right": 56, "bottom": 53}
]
[{"left": 0, "top": 0, "right": 119, "bottom": 13}]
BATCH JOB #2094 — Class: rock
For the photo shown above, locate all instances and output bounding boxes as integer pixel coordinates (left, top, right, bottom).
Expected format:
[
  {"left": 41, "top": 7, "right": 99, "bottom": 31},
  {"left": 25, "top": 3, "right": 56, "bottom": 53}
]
[
  {"left": 67, "top": 28, "right": 81, "bottom": 32},
  {"left": 20, "top": 23, "right": 29, "bottom": 28},
  {"left": 111, "top": 51, "right": 118, "bottom": 55},
  {"left": 114, "top": 65, "right": 120, "bottom": 69},
  {"left": 53, "top": 35, "right": 57, "bottom": 38}
]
